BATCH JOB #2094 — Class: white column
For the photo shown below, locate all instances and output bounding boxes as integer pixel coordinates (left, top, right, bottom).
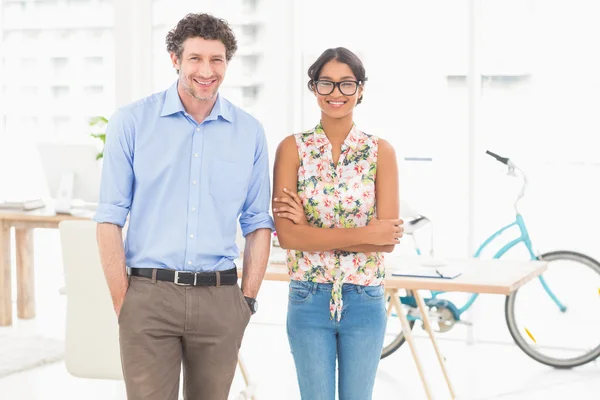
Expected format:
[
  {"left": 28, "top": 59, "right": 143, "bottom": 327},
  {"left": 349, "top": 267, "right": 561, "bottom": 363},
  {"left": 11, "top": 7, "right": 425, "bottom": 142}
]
[
  {"left": 290, "top": 0, "right": 304, "bottom": 133},
  {"left": 113, "top": 0, "right": 153, "bottom": 108},
  {"left": 466, "top": 0, "right": 483, "bottom": 345}
]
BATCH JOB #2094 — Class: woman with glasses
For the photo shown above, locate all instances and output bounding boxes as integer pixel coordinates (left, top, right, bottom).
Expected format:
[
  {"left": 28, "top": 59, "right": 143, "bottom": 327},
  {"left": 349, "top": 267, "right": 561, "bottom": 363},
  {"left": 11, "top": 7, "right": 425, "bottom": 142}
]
[{"left": 271, "top": 47, "right": 403, "bottom": 400}]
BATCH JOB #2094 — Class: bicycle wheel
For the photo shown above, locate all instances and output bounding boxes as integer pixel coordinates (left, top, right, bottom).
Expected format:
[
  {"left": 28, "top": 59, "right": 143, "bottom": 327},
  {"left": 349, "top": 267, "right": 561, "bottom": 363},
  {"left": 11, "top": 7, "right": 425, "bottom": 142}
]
[
  {"left": 505, "top": 250, "right": 600, "bottom": 368},
  {"left": 381, "top": 290, "right": 416, "bottom": 359}
]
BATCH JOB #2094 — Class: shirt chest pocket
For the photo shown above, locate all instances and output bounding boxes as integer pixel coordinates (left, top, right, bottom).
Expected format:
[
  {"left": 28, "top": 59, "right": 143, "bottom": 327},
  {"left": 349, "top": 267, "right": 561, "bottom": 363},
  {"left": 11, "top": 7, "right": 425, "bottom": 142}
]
[{"left": 209, "top": 159, "right": 249, "bottom": 204}]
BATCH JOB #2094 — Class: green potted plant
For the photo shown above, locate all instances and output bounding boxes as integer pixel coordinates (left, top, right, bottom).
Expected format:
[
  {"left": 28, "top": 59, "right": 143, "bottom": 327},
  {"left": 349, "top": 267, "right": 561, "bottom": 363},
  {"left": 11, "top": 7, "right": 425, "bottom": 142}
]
[{"left": 89, "top": 116, "right": 108, "bottom": 160}]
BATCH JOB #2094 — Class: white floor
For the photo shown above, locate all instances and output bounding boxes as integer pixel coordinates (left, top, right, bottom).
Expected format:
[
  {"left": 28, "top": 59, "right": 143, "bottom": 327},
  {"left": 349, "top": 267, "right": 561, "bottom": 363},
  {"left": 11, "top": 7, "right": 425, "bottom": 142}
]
[{"left": 1, "top": 230, "right": 599, "bottom": 400}]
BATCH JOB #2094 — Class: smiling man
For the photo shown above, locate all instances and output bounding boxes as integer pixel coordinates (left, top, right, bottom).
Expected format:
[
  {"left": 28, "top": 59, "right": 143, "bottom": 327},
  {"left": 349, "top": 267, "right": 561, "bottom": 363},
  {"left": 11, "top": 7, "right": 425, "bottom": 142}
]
[{"left": 94, "top": 13, "right": 274, "bottom": 400}]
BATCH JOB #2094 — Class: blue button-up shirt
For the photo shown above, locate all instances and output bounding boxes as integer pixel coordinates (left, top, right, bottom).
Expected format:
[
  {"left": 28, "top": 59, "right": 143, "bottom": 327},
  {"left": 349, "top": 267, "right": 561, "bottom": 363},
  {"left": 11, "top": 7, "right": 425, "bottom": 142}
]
[{"left": 93, "top": 81, "right": 275, "bottom": 272}]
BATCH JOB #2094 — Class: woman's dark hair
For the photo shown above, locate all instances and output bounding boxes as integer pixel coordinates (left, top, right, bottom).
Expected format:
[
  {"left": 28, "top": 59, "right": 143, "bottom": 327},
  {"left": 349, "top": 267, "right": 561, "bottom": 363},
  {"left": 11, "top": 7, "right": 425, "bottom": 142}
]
[
  {"left": 166, "top": 13, "right": 238, "bottom": 72},
  {"left": 307, "top": 47, "right": 367, "bottom": 104}
]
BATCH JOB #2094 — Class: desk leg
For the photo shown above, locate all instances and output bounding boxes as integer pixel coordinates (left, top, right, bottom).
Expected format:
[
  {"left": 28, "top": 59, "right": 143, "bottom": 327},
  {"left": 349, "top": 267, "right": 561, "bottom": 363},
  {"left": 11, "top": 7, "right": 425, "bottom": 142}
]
[
  {"left": 16, "top": 228, "right": 35, "bottom": 319},
  {"left": 387, "top": 289, "right": 434, "bottom": 400},
  {"left": 0, "top": 223, "right": 11, "bottom": 326},
  {"left": 413, "top": 290, "right": 456, "bottom": 399}
]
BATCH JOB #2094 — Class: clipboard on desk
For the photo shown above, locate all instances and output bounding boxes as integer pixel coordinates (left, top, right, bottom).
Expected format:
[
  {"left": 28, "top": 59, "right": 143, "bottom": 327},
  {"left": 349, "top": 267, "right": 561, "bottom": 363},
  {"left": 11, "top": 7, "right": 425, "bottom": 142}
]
[{"left": 390, "top": 266, "right": 463, "bottom": 279}]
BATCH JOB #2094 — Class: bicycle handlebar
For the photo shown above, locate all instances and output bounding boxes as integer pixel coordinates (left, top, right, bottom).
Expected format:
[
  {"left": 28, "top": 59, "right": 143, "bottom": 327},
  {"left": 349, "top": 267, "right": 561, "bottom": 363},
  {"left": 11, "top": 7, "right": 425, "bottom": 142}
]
[
  {"left": 485, "top": 150, "right": 527, "bottom": 214},
  {"left": 485, "top": 150, "right": 509, "bottom": 165}
]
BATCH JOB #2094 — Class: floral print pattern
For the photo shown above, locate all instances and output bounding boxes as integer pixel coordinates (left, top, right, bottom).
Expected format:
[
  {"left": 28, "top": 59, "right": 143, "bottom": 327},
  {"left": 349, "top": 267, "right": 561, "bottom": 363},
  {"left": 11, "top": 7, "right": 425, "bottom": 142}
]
[{"left": 287, "top": 123, "right": 385, "bottom": 321}]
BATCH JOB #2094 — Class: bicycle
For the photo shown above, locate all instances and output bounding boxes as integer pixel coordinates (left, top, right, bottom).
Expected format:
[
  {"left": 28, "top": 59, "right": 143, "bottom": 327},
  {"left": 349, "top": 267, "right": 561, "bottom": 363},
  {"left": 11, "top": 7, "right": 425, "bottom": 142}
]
[{"left": 382, "top": 150, "right": 600, "bottom": 368}]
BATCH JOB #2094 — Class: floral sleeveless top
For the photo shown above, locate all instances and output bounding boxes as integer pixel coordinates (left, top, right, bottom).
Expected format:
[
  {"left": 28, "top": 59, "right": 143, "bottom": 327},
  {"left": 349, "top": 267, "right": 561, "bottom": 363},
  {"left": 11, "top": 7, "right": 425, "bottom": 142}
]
[{"left": 286, "top": 123, "right": 385, "bottom": 321}]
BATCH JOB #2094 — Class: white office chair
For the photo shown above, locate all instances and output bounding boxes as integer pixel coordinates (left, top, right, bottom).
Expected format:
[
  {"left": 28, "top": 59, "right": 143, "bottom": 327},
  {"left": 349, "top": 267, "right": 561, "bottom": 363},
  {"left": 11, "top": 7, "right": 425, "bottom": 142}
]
[
  {"left": 58, "top": 220, "right": 257, "bottom": 399},
  {"left": 59, "top": 219, "right": 123, "bottom": 380},
  {"left": 400, "top": 199, "right": 419, "bottom": 220}
]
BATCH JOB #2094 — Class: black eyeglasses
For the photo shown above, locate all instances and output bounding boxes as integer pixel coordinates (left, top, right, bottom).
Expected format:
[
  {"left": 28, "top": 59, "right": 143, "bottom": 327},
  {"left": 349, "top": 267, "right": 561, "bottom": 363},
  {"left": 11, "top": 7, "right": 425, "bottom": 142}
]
[{"left": 313, "top": 80, "right": 361, "bottom": 96}]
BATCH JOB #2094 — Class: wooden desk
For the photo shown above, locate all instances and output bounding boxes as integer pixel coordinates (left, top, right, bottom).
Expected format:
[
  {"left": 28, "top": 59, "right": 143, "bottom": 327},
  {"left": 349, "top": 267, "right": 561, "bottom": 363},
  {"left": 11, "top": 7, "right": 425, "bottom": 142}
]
[
  {"left": 0, "top": 207, "right": 92, "bottom": 326},
  {"left": 250, "top": 253, "right": 548, "bottom": 400}
]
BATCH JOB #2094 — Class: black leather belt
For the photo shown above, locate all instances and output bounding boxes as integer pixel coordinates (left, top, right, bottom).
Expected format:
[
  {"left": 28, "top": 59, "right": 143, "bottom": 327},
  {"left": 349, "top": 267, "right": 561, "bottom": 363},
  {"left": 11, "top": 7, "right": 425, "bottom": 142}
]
[{"left": 130, "top": 267, "right": 238, "bottom": 287}]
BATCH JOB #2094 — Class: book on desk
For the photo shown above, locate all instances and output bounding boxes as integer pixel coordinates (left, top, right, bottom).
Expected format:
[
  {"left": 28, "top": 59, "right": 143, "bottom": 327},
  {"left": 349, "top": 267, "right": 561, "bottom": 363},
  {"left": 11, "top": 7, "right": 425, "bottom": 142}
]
[{"left": 0, "top": 198, "right": 46, "bottom": 211}]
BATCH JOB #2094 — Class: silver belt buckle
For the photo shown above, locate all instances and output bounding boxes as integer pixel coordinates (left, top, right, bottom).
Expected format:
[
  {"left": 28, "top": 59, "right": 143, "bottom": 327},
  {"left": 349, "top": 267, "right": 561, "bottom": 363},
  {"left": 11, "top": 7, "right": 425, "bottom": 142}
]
[{"left": 174, "top": 271, "right": 197, "bottom": 286}]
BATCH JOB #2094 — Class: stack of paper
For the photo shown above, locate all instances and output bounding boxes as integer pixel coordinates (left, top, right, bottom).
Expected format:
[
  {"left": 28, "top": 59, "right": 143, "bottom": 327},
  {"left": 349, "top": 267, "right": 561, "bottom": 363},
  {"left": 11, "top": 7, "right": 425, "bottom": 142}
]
[
  {"left": 0, "top": 198, "right": 46, "bottom": 211},
  {"left": 389, "top": 265, "right": 463, "bottom": 279}
]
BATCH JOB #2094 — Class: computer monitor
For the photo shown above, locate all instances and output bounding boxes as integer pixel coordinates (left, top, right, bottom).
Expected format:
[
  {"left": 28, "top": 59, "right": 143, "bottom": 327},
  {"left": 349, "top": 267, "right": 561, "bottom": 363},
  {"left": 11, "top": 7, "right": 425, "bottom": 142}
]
[{"left": 36, "top": 141, "right": 102, "bottom": 214}]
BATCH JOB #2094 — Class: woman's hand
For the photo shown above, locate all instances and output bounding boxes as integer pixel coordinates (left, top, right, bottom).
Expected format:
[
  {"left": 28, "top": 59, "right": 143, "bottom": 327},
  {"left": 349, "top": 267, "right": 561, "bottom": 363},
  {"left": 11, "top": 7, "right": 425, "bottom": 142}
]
[{"left": 273, "top": 188, "right": 309, "bottom": 226}]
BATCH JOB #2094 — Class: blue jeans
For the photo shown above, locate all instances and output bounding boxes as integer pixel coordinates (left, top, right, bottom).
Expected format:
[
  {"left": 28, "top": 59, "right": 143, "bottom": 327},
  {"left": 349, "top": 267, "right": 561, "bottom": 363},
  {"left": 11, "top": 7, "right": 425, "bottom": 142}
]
[{"left": 286, "top": 280, "right": 387, "bottom": 400}]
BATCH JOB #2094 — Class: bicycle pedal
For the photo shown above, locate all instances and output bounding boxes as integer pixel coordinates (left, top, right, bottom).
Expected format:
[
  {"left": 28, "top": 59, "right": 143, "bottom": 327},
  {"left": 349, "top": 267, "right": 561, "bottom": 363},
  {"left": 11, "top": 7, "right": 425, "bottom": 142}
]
[{"left": 457, "top": 320, "right": 473, "bottom": 326}]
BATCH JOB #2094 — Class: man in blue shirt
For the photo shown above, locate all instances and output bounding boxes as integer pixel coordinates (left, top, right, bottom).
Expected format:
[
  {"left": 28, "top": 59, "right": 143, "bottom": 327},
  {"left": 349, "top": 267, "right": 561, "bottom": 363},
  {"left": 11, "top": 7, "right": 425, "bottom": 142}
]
[{"left": 94, "top": 13, "right": 274, "bottom": 400}]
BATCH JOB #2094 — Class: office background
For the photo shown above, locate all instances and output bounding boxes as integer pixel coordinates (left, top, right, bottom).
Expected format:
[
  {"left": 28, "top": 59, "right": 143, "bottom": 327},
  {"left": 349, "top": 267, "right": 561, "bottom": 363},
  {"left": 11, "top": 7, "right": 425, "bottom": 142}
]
[{"left": 0, "top": 1, "right": 599, "bottom": 399}]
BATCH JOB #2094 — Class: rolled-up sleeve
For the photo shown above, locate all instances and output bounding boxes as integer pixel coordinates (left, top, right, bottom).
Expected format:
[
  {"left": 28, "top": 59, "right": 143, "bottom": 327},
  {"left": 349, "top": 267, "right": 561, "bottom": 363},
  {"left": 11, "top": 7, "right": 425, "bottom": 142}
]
[
  {"left": 239, "top": 124, "right": 275, "bottom": 236},
  {"left": 93, "top": 109, "right": 135, "bottom": 227}
]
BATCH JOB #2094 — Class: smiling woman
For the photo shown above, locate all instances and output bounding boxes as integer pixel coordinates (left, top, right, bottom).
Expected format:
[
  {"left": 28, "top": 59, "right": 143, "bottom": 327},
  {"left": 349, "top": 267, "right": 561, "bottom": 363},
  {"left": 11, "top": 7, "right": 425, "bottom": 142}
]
[{"left": 272, "top": 47, "right": 403, "bottom": 400}]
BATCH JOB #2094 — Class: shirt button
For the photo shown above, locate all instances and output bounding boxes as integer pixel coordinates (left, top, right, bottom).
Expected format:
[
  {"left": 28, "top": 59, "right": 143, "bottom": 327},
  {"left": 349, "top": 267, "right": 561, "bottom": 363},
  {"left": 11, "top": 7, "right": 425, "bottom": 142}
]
[
  {"left": 194, "top": 153, "right": 199, "bottom": 158},
  {"left": 191, "top": 207, "right": 196, "bottom": 212},
  {"left": 187, "top": 261, "right": 192, "bottom": 265},
  {"left": 196, "top": 127, "right": 200, "bottom": 132},
  {"left": 189, "top": 234, "right": 195, "bottom": 239},
  {"left": 192, "top": 180, "right": 197, "bottom": 185}
]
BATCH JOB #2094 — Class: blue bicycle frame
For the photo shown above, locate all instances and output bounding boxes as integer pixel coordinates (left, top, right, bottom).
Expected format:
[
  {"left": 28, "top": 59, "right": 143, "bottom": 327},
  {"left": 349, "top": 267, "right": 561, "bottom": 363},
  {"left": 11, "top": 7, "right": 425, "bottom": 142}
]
[{"left": 400, "top": 213, "right": 566, "bottom": 322}]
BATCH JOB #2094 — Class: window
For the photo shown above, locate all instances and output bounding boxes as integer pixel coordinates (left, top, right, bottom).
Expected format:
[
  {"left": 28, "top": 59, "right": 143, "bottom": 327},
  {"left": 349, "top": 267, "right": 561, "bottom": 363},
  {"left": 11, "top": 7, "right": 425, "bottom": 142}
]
[
  {"left": 20, "top": 116, "right": 39, "bottom": 133},
  {"left": 84, "top": 28, "right": 108, "bottom": 40},
  {"left": 84, "top": 56, "right": 103, "bottom": 68},
  {"left": 55, "top": 29, "right": 72, "bottom": 41},
  {"left": 53, "top": 116, "right": 71, "bottom": 136},
  {"left": 21, "top": 86, "right": 38, "bottom": 96},
  {"left": 83, "top": 85, "right": 104, "bottom": 96},
  {"left": 241, "top": 0, "right": 259, "bottom": 13},
  {"left": 0, "top": 0, "right": 114, "bottom": 140},
  {"left": 52, "top": 57, "right": 69, "bottom": 78},
  {"left": 23, "top": 30, "right": 40, "bottom": 40},
  {"left": 21, "top": 57, "right": 37, "bottom": 70},
  {"left": 51, "top": 86, "right": 70, "bottom": 99}
]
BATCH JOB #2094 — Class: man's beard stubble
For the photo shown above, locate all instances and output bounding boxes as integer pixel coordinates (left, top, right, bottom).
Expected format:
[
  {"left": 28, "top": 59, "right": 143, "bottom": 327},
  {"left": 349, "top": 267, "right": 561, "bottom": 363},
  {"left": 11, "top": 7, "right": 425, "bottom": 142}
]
[{"left": 181, "top": 71, "right": 218, "bottom": 101}]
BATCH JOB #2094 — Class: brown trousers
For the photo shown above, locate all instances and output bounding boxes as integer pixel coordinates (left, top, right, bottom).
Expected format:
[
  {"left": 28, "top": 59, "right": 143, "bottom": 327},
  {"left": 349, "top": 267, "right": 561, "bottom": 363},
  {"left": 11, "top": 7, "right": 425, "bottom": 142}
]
[{"left": 118, "top": 274, "right": 252, "bottom": 400}]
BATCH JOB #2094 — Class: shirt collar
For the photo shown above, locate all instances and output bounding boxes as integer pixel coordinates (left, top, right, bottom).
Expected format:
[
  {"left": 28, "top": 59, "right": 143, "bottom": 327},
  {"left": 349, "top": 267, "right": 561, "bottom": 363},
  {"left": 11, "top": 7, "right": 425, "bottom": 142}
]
[
  {"left": 160, "top": 81, "right": 233, "bottom": 123},
  {"left": 160, "top": 81, "right": 185, "bottom": 117},
  {"left": 205, "top": 93, "right": 233, "bottom": 123},
  {"left": 312, "top": 122, "right": 362, "bottom": 151}
]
